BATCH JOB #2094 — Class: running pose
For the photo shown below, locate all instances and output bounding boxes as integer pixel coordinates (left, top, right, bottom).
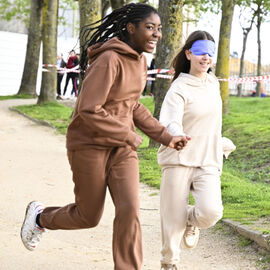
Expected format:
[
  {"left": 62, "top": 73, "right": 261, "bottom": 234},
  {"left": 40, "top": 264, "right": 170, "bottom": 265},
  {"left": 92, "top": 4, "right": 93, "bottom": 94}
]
[
  {"left": 20, "top": 4, "right": 188, "bottom": 270},
  {"left": 157, "top": 30, "right": 236, "bottom": 270}
]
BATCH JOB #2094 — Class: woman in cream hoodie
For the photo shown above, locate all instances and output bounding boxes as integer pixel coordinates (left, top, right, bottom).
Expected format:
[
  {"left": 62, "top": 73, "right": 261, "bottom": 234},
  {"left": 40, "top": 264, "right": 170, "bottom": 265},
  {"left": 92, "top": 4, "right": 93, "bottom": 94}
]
[{"left": 158, "top": 30, "right": 236, "bottom": 270}]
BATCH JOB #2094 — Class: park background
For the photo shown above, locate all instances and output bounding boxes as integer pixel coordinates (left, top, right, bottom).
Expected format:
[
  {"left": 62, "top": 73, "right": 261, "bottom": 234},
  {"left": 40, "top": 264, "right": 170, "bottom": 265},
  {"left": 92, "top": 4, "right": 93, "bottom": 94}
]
[
  {"left": 0, "top": 0, "right": 270, "bottom": 262},
  {"left": 0, "top": 0, "right": 269, "bottom": 97}
]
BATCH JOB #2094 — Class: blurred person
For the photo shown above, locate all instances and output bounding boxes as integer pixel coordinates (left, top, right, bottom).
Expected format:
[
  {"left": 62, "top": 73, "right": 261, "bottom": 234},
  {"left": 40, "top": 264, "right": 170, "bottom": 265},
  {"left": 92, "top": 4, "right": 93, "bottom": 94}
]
[
  {"left": 56, "top": 53, "right": 66, "bottom": 100},
  {"left": 63, "top": 50, "right": 79, "bottom": 97}
]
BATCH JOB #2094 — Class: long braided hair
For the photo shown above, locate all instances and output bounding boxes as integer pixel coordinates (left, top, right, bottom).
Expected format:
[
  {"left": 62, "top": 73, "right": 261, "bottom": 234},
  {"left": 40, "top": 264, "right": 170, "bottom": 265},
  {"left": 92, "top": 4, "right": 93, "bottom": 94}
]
[{"left": 79, "top": 3, "right": 158, "bottom": 79}]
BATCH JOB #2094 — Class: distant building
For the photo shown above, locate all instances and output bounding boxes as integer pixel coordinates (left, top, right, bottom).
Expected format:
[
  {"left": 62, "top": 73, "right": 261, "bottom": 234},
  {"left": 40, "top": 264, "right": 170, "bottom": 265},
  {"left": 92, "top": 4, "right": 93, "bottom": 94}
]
[{"left": 229, "top": 57, "right": 270, "bottom": 77}]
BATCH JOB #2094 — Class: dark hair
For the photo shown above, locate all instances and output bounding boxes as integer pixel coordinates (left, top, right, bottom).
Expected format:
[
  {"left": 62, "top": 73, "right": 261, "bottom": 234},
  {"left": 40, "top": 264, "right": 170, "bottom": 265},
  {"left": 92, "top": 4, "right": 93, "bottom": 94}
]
[
  {"left": 79, "top": 3, "right": 158, "bottom": 77},
  {"left": 172, "top": 30, "right": 215, "bottom": 81}
]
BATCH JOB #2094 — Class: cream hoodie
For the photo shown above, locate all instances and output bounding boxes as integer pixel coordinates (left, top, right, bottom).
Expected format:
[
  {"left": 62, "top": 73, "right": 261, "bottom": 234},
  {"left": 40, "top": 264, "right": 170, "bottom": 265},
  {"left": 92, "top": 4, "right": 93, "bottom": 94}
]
[{"left": 158, "top": 72, "right": 234, "bottom": 170}]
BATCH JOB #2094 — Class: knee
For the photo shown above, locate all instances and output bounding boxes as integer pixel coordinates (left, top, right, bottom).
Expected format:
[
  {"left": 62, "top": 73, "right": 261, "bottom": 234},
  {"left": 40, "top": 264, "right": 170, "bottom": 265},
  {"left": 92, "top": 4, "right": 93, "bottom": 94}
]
[
  {"left": 196, "top": 206, "right": 223, "bottom": 229},
  {"left": 77, "top": 207, "right": 102, "bottom": 228}
]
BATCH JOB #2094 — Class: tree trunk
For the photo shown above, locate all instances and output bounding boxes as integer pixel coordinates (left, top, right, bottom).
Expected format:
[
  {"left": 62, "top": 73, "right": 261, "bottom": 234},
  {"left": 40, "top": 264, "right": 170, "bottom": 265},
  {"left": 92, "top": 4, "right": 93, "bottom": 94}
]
[
  {"left": 79, "top": 0, "right": 101, "bottom": 48},
  {"left": 255, "top": 11, "right": 262, "bottom": 97},
  {"left": 237, "top": 13, "right": 255, "bottom": 97},
  {"left": 18, "top": 0, "right": 43, "bottom": 96},
  {"left": 38, "top": 0, "right": 58, "bottom": 104},
  {"left": 78, "top": 0, "right": 101, "bottom": 91},
  {"left": 215, "top": 0, "right": 235, "bottom": 114},
  {"left": 102, "top": 0, "right": 110, "bottom": 17},
  {"left": 110, "top": 0, "right": 131, "bottom": 9},
  {"left": 237, "top": 35, "right": 246, "bottom": 97},
  {"left": 149, "top": 0, "right": 183, "bottom": 148},
  {"left": 237, "top": 30, "right": 248, "bottom": 96}
]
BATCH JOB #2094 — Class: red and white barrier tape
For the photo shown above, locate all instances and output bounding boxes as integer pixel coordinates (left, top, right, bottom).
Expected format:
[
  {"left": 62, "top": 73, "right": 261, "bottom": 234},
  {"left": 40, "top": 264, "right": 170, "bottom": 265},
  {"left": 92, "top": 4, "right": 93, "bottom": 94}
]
[
  {"left": 42, "top": 65, "right": 270, "bottom": 82},
  {"left": 147, "top": 69, "right": 173, "bottom": 75},
  {"left": 219, "top": 75, "right": 270, "bottom": 82},
  {"left": 148, "top": 73, "right": 270, "bottom": 83},
  {"left": 42, "top": 64, "right": 80, "bottom": 74},
  {"left": 43, "top": 64, "right": 57, "bottom": 68}
]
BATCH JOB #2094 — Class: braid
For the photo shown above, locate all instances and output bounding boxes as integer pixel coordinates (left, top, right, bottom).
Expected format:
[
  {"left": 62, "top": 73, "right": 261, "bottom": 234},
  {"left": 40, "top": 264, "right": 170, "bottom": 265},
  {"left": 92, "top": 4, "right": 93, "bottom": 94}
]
[{"left": 79, "top": 3, "right": 158, "bottom": 79}]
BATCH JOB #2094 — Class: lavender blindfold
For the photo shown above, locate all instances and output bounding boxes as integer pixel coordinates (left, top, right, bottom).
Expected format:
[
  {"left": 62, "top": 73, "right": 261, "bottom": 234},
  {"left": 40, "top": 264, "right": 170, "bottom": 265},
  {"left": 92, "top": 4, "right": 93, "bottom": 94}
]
[{"left": 190, "top": 40, "right": 216, "bottom": 57}]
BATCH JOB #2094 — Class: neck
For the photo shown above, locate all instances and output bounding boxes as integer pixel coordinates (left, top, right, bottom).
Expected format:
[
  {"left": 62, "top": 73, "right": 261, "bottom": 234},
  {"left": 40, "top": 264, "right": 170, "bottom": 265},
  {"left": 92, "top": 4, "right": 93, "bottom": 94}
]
[{"left": 189, "top": 70, "right": 207, "bottom": 80}]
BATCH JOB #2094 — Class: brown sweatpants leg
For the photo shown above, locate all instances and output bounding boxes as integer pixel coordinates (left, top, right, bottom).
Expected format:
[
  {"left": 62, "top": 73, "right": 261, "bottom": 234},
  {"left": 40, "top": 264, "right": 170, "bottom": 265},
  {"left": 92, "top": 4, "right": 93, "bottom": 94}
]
[{"left": 39, "top": 146, "right": 142, "bottom": 270}]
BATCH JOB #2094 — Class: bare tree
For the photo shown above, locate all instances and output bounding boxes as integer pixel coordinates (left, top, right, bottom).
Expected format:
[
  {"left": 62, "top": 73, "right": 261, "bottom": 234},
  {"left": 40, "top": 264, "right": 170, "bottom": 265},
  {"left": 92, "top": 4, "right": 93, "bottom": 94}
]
[
  {"left": 237, "top": 6, "right": 255, "bottom": 96},
  {"left": 18, "top": 0, "right": 43, "bottom": 96},
  {"left": 38, "top": 0, "right": 58, "bottom": 104}
]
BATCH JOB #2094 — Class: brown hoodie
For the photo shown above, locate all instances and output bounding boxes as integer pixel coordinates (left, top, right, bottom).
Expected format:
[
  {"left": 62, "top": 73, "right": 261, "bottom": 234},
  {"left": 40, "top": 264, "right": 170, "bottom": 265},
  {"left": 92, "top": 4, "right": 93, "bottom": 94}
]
[{"left": 66, "top": 37, "right": 173, "bottom": 150}]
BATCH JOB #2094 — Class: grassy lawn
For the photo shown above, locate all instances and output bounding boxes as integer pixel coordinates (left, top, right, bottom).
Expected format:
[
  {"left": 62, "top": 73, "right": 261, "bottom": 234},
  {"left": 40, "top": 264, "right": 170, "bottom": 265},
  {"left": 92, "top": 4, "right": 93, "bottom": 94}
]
[
  {"left": 139, "top": 97, "right": 270, "bottom": 224},
  {"left": 0, "top": 94, "right": 35, "bottom": 100},
  {"left": 6, "top": 95, "right": 270, "bottom": 224},
  {"left": 222, "top": 97, "right": 270, "bottom": 184},
  {"left": 15, "top": 101, "right": 73, "bottom": 135}
]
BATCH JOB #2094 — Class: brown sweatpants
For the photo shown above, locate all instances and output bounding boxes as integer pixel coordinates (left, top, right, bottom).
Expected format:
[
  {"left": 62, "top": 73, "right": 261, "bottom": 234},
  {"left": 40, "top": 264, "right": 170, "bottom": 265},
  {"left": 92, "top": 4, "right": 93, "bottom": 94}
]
[{"left": 40, "top": 146, "right": 142, "bottom": 270}]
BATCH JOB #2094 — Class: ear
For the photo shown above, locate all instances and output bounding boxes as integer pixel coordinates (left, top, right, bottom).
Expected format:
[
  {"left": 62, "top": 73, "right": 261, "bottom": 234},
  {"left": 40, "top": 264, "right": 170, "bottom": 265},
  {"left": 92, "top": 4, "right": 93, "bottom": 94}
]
[
  {"left": 126, "top": 22, "right": 136, "bottom": 35},
  {"left": 185, "top": 50, "right": 191, "bottom": 60}
]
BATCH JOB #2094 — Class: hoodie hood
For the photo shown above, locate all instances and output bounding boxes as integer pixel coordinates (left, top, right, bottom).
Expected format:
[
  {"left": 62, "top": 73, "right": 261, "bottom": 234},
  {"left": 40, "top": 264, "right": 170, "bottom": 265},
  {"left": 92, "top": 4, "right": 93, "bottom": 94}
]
[
  {"left": 87, "top": 37, "right": 141, "bottom": 64},
  {"left": 178, "top": 72, "right": 218, "bottom": 87}
]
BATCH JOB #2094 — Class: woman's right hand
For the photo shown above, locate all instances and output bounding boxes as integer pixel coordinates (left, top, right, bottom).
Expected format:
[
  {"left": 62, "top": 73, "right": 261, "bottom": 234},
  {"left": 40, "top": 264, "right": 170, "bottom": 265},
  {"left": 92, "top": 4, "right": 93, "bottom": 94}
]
[{"left": 168, "top": 135, "right": 191, "bottom": 150}]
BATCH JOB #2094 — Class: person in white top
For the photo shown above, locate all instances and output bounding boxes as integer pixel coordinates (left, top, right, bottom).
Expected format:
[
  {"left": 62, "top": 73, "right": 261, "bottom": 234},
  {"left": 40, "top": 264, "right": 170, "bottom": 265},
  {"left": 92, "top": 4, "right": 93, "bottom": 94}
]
[{"left": 157, "top": 30, "right": 236, "bottom": 270}]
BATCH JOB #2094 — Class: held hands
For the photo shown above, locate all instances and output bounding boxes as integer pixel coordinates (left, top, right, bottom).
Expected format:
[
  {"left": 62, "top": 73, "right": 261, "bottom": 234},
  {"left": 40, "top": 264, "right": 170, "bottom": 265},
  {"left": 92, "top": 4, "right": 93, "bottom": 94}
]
[{"left": 168, "top": 135, "right": 191, "bottom": 151}]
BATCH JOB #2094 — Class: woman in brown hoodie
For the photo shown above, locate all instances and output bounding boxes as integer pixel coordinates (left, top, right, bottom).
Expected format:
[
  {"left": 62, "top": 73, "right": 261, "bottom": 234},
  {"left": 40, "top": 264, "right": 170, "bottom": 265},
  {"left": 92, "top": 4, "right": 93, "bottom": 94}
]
[{"left": 20, "top": 3, "right": 188, "bottom": 270}]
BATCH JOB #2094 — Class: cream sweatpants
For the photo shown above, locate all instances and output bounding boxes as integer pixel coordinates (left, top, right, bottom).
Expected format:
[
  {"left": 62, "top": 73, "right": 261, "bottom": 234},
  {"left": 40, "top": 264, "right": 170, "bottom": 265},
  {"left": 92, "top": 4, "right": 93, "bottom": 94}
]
[{"left": 160, "top": 165, "right": 223, "bottom": 265}]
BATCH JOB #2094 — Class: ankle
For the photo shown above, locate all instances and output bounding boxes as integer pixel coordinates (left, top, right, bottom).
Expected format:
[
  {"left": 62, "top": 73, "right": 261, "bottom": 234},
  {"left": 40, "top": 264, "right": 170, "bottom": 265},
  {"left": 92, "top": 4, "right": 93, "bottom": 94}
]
[{"left": 36, "top": 213, "right": 44, "bottom": 228}]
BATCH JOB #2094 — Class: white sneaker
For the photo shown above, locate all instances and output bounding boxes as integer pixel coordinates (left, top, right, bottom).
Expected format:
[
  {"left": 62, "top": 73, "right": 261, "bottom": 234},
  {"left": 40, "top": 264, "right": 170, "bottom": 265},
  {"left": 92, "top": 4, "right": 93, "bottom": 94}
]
[
  {"left": 182, "top": 224, "right": 200, "bottom": 249},
  {"left": 21, "top": 201, "right": 45, "bottom": 251},
  {"left": 161, "top": 264, "right": 178, "bottom": 270}
]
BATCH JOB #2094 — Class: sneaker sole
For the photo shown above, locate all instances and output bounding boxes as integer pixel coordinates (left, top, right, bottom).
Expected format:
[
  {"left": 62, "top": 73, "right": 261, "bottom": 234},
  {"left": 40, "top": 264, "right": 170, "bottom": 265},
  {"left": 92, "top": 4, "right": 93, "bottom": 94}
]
[
  {"left": 20, "top": 201, "right": 37, "bottom": 251},
  {"left": 181, "top": 234, "right": 200, "bottom": 249}
]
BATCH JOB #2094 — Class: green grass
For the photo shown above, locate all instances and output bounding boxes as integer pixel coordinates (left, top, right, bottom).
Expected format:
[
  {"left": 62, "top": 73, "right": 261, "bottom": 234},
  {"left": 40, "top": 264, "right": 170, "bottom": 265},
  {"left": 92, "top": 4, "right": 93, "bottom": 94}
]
[
  {"left": 7, "top": 96, "right": 270, "bottom": 223},
  {"left": 138, "top": 96, "right": 270, "bottom": 223},
  {"left": 15, "top": 102, "right": 73, "bottom": 134},
  {"left": 222, "top": 97, "right": 270, "bottom": 184},
  {"left": 0, "top": 94, "right": 35, "bottom": 100}
]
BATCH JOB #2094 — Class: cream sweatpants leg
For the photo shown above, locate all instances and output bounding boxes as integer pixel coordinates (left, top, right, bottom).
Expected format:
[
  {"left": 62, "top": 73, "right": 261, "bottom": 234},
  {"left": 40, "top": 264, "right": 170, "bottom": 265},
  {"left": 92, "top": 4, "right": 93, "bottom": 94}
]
[{"left": 160, "top": 166, "right": 223, "bottom": 265}]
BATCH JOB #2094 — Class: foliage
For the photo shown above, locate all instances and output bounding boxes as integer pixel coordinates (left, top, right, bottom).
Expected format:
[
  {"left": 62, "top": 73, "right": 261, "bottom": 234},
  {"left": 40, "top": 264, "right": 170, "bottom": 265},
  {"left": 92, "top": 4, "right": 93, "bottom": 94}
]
[
  {"left": 183, "top": 0, "right": 221, "bottom": 18},
  {"left": 252, "top": 0, "right": 270, "bottom": 24},
  {"left": 0, "top": 0, "right": 30, "bottom": 25},
  {"left": 0, "top": 0, "right": 78, "bottom": 27}
]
